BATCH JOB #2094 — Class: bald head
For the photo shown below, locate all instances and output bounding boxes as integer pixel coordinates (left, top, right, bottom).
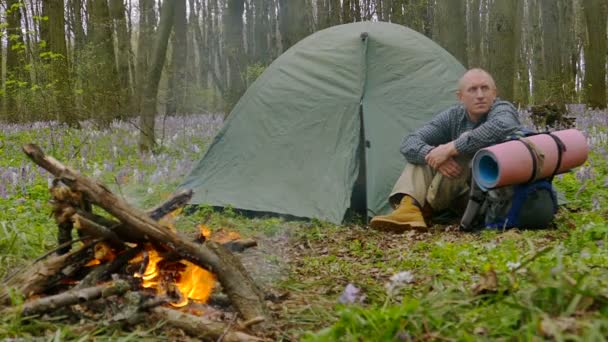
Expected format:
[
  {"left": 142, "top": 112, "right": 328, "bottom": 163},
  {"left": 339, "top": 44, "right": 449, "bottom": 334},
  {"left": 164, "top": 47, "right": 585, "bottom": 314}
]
[
  {"left": 457, "top": 68, "right": 496, "bottom": 92},
  {"left": 457, "top": 68, "right": 498, "bottom": 121}
]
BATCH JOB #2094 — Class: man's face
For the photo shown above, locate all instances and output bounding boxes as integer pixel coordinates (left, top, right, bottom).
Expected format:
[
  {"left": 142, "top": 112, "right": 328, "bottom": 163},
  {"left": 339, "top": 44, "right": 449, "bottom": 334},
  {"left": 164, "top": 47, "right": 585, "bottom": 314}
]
[{"left": 457, "top": 71, "right": 497, "bottom": 119}]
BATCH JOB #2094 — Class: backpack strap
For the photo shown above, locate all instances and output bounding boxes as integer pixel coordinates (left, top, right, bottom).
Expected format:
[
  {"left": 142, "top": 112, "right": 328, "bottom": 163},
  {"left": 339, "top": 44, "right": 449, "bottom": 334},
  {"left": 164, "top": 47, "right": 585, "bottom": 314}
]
[
  {"left": 459, "top": 181, "right": 486, "bottom": 231},
  {"left": 543, "top": 132, "right": 567, "bottom": 180},
  {"left": 516, "top": 138, "right": 545, "bottom": 183}
]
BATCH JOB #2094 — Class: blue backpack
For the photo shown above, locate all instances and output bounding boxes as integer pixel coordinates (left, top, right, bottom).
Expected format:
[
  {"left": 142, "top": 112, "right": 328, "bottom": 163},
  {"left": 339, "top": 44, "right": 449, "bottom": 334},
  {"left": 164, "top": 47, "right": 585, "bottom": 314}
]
[
  {"left": 482, "top": 179, "right": 558, "bottom": 229},
  {"left": 460, "top": 129, "right": 562, "bottom": 231}
]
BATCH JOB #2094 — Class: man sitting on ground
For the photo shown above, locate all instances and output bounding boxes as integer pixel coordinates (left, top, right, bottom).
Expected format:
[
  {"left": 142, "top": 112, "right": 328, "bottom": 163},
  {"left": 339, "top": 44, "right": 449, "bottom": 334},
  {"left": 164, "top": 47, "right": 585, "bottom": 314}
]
[{"left": 370, "top": 68, "right": 522, "bottom": 232}]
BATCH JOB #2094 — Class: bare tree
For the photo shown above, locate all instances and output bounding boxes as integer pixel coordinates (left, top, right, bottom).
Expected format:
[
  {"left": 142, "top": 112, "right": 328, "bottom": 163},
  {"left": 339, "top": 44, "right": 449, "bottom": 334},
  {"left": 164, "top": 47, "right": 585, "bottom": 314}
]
[
  {"left": 468, "top": 0, "right": 482, "bottom": 67},
  {"left": 434, "top": 0, "right": 468, "bottom": 66},
  {"left": 582, "top": 0, "right": 607, "bottom": 108},
  {"left": 135, "top": 0, "right": 155, "bottom": 114},
  {"left": 88, "top": 0, "right": 122, "bottom": 122},
  {"left": 166, "top": 0, "right": 187, "bottom": 116},
  {"left": 110, "top": 0, "right": 134, "bottom": 108},
  {"left": 4, "top": 0, "right": 25, "bottom": 121},
  {"left": 539, "top": 0, "right": 562, "bottom": 105},
  {"left": 139, "top": 0, "right": 175, "bottom": 151},
  {"left": 278, "top": 0, "right": 312, "bottom": 51},
  {"left": 223, "top": 0, "right": 245, "bottom": 112},
  {"left": 487, "top": 0, "right": 520, "bottom": 101}
]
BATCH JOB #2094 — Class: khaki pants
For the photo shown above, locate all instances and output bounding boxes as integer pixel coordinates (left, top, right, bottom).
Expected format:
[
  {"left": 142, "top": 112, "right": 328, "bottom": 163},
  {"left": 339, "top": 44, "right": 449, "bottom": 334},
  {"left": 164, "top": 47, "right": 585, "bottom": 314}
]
[{"left": 389, "top": 158, "right": 471, "bottom": 212}]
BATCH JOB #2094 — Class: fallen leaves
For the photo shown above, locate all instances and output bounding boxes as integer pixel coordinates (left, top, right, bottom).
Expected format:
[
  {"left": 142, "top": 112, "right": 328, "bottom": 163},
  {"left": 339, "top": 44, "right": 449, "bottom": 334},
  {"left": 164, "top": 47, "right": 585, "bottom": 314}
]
[{"left": 471, "top": 268, "right": 498, "bottom": 296}]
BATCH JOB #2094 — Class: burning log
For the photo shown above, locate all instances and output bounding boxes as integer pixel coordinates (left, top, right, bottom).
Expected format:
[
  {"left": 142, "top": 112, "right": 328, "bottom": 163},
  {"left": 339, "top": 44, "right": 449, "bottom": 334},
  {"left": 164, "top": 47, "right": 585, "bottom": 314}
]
[
  {"left": 23, "top": 143, "right": 268, "bottom": 322},
  {"left": 0, "top": 242, "right": 96, "bottom": 305},
  {"left": 152, "top": 307, "right": 266, "bottom": 342},
  {"left": 12, "top": 280, "right": 131, "bottom": 317},
  {"left": 75, "top": 247, "right": 141, "bottom": 290}
]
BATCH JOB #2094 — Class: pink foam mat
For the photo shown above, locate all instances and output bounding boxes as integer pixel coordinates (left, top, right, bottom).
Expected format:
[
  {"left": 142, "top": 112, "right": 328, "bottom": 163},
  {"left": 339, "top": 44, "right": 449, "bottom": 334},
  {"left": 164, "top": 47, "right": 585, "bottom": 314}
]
[{"left": 472, "top": 129, "right": 589, "bottom": 189}]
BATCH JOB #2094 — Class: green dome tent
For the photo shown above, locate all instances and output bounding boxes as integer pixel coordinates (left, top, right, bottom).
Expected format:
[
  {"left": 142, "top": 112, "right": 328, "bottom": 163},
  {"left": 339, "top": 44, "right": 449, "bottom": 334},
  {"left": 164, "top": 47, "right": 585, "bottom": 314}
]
[{"left": 180, "top": 21, "right": 465, "bottom": 224}]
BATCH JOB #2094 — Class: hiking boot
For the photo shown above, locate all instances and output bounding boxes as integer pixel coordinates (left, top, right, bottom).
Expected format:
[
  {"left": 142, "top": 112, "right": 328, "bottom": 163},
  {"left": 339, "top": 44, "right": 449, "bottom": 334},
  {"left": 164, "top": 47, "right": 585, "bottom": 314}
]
[{"left": 369, "top": 196, "right": 428, "bottom": 233}]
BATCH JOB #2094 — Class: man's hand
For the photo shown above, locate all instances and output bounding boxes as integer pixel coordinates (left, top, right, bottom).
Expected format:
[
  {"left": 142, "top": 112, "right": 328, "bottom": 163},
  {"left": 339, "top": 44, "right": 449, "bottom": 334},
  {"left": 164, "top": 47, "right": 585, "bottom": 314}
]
[
  {"left": 425, "top": 142, "right": 458, "bottom": 169},
  {"left": 436, "top": 158, "right": 463, "bottom": 179}
]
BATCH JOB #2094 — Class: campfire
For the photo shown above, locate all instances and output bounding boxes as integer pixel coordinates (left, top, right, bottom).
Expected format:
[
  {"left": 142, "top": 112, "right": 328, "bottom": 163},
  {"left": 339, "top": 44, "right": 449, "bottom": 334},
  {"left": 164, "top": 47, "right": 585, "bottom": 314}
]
[{"left": 0, "top": 144, "right": 268, "bottom": 341}]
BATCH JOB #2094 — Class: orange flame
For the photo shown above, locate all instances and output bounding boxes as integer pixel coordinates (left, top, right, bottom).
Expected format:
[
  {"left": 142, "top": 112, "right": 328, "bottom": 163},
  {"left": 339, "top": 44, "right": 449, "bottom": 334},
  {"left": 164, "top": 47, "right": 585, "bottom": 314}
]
[
  {"left": 135, "top": 245, "right": 216, "bottom": 307},
  {"left": 85, "top": 242, "right": 116, "bottom": 267},
  {"left": 198, "top": 224, "right": 212, "bottom": 239},
  {"left": 209, "top": 228, "right": 241, "bottom": 244},
  {"left": 84, "top": 259, "right": 101, "bottom": 267}
]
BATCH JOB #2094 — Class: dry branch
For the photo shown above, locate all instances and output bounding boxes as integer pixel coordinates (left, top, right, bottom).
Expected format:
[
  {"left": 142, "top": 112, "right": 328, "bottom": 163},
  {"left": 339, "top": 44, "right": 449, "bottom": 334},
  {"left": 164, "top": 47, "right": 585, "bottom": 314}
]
[
  {"left": 17, "top": 280, "right": 131, "bottom": 316},
  {"left": 23, "top": 143, "right": 268, "bottom": 322},
  {"left": 152, "top": 307, "right": 265, "bottom": 342},
  {"left": 75, "top": 247, "right": 141, "bottom": 289},
  {"left": 73, "top": 214, "right": 124, "bottom": 248},
  {"left": 1, "top": 243, "right": 96, "bottom": 306},
  {"left": 147, "top": 189, "right": 193, "bottom": 220},
  {"left": 223, "top": 239, "right": 258, "bottom": 253}
]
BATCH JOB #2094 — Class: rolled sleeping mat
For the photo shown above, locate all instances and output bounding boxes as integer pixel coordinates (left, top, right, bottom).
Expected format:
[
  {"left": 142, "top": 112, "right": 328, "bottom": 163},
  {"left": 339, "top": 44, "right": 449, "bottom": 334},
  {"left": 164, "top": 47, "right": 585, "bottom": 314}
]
[{"left": 472, "top": 129, "right": 589, "bottom": 190}]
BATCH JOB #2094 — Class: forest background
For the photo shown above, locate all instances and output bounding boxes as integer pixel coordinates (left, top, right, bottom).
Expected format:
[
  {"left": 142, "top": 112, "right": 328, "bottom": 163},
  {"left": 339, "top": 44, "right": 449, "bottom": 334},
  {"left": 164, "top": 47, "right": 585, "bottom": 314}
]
[{"left": 0, "top": 0, "right": 607, "bottom": 152}]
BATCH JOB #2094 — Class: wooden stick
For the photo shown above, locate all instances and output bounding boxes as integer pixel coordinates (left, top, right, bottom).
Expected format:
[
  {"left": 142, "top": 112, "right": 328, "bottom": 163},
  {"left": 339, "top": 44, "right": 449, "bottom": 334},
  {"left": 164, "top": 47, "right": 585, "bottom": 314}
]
[
  {"left": 0, "top": 243, "right": 95, "bottom": 306},
  {"left": 72, "top": 188, "right": 194, "bottom": 244},
  {"left": 152, "top": 307, "right": 266, "bottom": 342},
  {"left": 147, "top": 189, "right": 193, "bottom": 220},
  {"left": 74, "top": 247, "right": 141, "bottom": 289},
  {"left": 72, "top": 214, "right": 124, "bottom": 248},
  {"left": 223, "top": 239, "right": 258, "bottom": 253},
  {"left": 18, "top": 280, "right": 131, "bottom": 316},
  {"left": 23, "top": 143, "right": 268, "bottom": 322}
]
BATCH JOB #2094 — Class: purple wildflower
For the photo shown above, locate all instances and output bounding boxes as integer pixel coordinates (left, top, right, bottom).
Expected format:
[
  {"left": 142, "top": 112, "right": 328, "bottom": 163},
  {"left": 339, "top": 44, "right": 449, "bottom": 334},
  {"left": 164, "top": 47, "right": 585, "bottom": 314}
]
[{"left": 338, "top": 283, "right": 365, "bottom": 304}]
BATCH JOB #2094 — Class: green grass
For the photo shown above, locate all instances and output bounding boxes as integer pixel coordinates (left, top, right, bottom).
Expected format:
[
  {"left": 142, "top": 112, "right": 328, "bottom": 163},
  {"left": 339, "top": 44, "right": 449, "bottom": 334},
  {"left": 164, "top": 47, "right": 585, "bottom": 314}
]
[{"left": 0, "top": 112, "right": 607, "bottom": 340}]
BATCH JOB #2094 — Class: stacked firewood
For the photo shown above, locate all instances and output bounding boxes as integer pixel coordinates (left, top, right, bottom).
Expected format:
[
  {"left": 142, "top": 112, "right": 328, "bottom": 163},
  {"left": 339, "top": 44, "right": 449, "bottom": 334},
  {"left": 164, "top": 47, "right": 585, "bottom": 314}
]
[{"left": 0, "top": 144, "right": 268, "bottom": 341}]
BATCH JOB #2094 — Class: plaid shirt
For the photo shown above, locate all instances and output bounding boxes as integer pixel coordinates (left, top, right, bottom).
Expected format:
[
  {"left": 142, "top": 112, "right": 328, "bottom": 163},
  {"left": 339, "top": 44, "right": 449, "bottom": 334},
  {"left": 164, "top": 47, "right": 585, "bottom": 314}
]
[{"left": 401, "top": 99, "right": 521, "bottom": 164}]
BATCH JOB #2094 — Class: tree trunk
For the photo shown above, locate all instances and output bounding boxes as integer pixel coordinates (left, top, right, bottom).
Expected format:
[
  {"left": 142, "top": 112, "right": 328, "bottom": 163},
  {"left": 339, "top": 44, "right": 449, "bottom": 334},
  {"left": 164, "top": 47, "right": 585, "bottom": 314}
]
[
  {"left": 223, "top": 0, "right": 246, "bottom": 113},
  {"left": 138, "top": 0, "right": 175, "bottom": 152},
  {"left": 70, "top": 0, "right": 86, "bottom": 50},
  {"left": 514, "top": 0, "right": 530, "bottom": 105},
  {"left": 353, "top": 0, "right": 361, "bottom": 21},
  {"left": 110, "top": 0, "right": 134, "bottom": 110},
  {"left": 390, "top": 0, "right": 404, "bottom": 24},
  {"left": 329, "top": 0, "right": 341, "bottom": 25},
  {"left": 278, "top": 0, "right": 312, "bottom": 51},
  {"left": 89, "top": 0, "right": 122, "bottom": 122},
  {"left": 558, "top": 0, "right": 576, "bottom": 103},
  {"left": 4, "top": 0, "right": 25, "bottom": 122},
  {"left": 434, "top": 0, "right": 468, "bottom": 67},
  {"left": 582, "top": 0, "right": 607, "bottom": 108},
  {"left": 42, "top": 0, "right": 76, "bottom": 126},
  {"left": 342, "top": 0, "right": 351, "bottom": 22},
  {"left": 139, "top": 1, "right": 175, "bottom": 151},
  {"left": 403, "top": 0, "right": 430, "bottom": 36},
  {"left": 488, "top": 0, "right": 520, "bottom": 101},
  {"left": 253, "top": 0, "right": 270, "bottom": 63},
  {"left": 539, "top": 0, "right": 562, "bottom": 105},
  {"left": 166, "top": 0, "right": 187, "bottom": 116},
  {"left": 135, "top": 0, "right": 154, "bottom": 116},
  {"left": 468, "top": 0, "right": 482, "bottom": 67},
  {"left": 529, "top": 0, "right": 543, "bottom": 103}
]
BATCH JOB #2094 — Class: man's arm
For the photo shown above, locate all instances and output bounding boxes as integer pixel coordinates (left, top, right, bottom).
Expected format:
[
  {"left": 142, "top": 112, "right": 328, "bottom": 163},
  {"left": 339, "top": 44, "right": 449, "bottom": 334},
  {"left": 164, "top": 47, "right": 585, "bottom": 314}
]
[
  {"left": 400, "top": 109, "right": 453, "bottom": 164},
  {"left": 453, "top": 101, "right": 521, "bottom": 155}
]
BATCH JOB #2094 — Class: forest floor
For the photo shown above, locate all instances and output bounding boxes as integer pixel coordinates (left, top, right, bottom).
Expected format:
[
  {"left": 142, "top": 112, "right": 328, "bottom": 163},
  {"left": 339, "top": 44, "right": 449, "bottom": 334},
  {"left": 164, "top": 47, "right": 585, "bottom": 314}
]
[{"left": 0, "top": 109, "right": 607, "bottom": 341}]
